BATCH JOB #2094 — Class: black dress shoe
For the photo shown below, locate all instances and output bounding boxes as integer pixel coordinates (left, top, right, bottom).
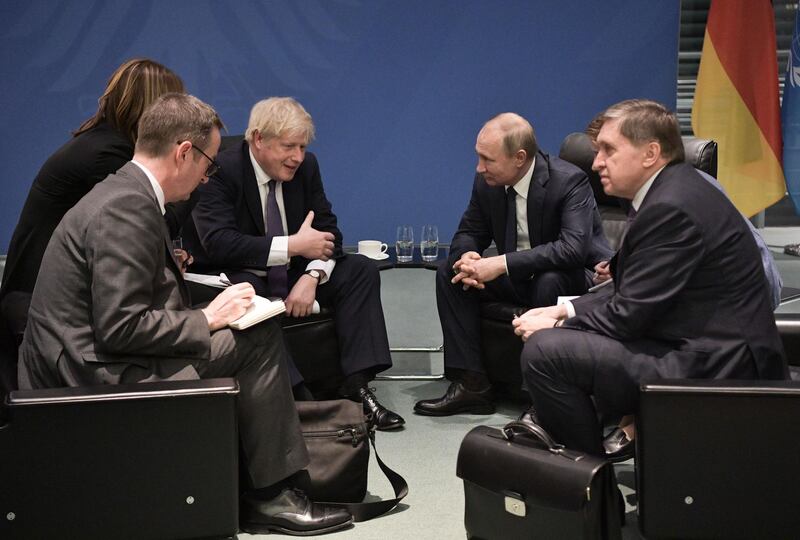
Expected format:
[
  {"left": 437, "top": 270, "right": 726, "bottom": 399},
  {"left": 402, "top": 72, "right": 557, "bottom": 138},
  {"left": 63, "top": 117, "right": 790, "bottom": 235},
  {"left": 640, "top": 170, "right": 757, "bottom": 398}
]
[
  {"left": 359, "top": 387, "right": 405, "bottom": 430},
  {"left": 603, "top": 427, "right": 635, "bottom": 462},
  {"left": 240, "top": 487, "right": 353, "bottom": 536},
  {"left": 414, "top": 382, "right": 495, "bottom": 416}
]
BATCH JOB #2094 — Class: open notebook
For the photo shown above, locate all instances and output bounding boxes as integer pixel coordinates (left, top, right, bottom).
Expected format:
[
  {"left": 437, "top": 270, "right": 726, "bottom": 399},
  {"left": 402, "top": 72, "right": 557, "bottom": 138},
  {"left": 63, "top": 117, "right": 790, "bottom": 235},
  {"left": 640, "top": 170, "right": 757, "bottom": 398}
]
[{"left": 229, "top": 295, "right": 286, "bottom": 330}]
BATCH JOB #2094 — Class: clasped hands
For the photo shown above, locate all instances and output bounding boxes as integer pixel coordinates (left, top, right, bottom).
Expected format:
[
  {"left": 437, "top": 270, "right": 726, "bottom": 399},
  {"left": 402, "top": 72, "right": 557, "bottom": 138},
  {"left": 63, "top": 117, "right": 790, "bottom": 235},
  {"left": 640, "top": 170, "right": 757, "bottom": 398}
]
[
  {"left": 511, "top": 304, "right": 568, "bottom": 342},
  {"left": 450, "top": 251, "right": 506, "bottom": 290}
]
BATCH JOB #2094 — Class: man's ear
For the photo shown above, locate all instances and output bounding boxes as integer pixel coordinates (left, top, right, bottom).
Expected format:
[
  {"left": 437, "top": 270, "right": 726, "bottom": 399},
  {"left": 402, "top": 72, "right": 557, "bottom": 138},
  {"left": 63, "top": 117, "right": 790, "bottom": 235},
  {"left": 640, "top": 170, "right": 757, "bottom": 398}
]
[
  {"left": 175, "top": 140, "right": 192, "bottom": 167},
  {"left": 251, "top": 130, "right": 262, "bottom": 149},
  {"left": 642, "top": 141, "right": 662, "bottom": 168},
  {"left": 515, "top": 149, "right": 528, "bottom": 167}
]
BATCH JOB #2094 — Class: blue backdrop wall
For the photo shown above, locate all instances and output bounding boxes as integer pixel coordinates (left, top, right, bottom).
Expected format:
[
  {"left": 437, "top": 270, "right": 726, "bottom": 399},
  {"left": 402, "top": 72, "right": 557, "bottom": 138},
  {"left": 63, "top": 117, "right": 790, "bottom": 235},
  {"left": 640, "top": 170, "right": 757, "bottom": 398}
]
[{"left": 0, "top": 1, "right": 679, "bottom": 251}]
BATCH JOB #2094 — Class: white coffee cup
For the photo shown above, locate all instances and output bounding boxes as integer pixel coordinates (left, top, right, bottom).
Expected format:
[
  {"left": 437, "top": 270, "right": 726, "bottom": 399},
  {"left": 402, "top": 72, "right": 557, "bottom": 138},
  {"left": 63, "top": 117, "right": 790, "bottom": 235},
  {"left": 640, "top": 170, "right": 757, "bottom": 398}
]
[{"left": 358, "top": 240, "right": 388, "bottom": 258}]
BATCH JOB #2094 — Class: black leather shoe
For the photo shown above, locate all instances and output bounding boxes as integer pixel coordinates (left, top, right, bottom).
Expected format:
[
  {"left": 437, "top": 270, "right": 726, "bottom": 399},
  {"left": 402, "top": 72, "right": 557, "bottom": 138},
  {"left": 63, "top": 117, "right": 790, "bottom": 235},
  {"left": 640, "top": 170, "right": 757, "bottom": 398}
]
[
  {"left": 240, "top": 487, "right": 353, "bottom": 536},
  {"left": 603, "top": 427, "right": 635, "bottom": 462},
  {"left": 414, "top": 382, "right": 495, "bottom": 416},
  {"left": 359, "top": 387, "right": 405, "bottom": 430}
]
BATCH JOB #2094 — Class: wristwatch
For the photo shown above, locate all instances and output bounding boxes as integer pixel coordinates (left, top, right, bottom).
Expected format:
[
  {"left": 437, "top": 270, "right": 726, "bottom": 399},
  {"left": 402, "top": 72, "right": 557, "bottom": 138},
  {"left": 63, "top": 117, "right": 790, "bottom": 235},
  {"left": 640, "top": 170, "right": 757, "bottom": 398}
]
[{"left": 304, "top": 269, "right": 322, "bottom": 283}]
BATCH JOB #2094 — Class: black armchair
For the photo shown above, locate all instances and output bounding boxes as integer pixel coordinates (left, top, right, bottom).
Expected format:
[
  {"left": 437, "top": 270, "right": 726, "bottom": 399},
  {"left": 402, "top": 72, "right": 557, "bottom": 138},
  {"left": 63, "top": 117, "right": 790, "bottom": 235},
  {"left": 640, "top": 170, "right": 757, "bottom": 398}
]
[
  {"left": 185, "top": 281, "right": 344, "bottom": 396},
  {"left": 0, "top": 378, "right": 240, "bottom": 539},
  {"left": 558, "top": 133, "right": 718, "bottom": 250},
  {"left": 637, "top": 379, "right": 800, "bottom": 539}
]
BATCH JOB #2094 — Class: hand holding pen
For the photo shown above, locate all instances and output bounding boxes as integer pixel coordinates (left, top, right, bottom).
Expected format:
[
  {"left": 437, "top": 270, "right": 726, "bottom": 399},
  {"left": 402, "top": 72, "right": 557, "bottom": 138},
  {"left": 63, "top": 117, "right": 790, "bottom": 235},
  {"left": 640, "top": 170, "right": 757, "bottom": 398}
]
[{"left": 592, "top": 260, "right": 612, "bottom": 285}]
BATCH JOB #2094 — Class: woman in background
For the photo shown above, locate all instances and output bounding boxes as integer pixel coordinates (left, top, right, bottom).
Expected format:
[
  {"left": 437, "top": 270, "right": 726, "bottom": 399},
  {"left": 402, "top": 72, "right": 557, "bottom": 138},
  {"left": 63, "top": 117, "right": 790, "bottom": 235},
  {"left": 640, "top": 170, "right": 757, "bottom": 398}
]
[
  {"left": 1, "top": 58, "right": 185, "bottom": 302},
  {"left": 0, "top": 59, "right": 186, "bottom": 369}
]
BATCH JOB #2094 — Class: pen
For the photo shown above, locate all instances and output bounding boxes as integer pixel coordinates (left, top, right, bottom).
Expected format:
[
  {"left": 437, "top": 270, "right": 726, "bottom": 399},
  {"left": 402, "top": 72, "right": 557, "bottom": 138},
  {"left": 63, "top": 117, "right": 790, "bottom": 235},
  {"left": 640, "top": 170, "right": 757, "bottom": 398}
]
[{"left": 588, "top": 278, "right": 613, "bottom": 293}]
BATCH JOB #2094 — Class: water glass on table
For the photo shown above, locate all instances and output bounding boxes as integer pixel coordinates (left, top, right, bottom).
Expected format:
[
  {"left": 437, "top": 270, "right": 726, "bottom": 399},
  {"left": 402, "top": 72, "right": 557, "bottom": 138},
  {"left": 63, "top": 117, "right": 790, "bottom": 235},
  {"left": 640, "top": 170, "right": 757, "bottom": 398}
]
[
  {"left": 396, "top": 225, "right": 414, "bottom": 263},
  {"left": 420, "top": 225, "right": 439, "bottom": 262}
]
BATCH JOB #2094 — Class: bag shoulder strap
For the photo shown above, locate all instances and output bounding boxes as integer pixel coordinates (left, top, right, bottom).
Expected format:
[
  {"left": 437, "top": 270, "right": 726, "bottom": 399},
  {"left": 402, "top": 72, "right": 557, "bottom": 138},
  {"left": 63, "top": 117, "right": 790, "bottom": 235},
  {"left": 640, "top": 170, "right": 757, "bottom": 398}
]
[{"left": 324, "top": 430, "right": 408, "bottom": 522}]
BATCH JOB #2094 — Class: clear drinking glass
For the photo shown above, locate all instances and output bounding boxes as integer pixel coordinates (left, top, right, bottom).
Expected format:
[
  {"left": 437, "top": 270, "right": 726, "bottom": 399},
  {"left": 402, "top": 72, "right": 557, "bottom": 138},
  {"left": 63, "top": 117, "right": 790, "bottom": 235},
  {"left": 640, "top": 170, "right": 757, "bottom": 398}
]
[
  {"left": 396, "top": 225, "right": 414, "bottom": 263},
  {"left": 420, "top": 225, "right": 439, "bottom": 262},
  {"left": 171, "top": 236, "right": 183, "bottom": 258}
]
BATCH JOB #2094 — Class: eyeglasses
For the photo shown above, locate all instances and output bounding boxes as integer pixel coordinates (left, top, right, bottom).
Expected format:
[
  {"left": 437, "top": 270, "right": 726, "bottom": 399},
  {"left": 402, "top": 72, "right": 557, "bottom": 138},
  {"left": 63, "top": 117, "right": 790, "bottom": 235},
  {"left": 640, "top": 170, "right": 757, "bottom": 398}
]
[
  {"left": 178, "top": 141, "right": 220, "bottom": 177},
  {"left": 191, "top": 145, "right": 221, "bottom": 177}
]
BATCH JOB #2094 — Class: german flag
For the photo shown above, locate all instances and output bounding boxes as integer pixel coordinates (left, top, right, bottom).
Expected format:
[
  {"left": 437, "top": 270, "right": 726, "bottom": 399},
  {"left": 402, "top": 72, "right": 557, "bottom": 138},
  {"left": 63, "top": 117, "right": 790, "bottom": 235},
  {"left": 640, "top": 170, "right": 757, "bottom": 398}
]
[{"left": 692, "top": 0, "right": 785, "bottom": 217}]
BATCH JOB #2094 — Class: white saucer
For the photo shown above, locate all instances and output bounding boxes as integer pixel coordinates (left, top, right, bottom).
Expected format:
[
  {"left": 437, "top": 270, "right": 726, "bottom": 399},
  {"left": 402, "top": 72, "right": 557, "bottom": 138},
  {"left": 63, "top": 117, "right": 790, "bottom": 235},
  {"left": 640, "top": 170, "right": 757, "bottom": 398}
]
[{"left": 361, "top": 252, "right": 389, "bottom": 260}]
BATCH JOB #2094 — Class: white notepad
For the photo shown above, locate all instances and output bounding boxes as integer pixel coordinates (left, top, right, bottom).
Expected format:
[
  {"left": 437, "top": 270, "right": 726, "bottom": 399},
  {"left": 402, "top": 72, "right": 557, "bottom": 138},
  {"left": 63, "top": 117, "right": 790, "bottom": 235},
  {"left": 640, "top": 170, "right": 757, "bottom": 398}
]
[{"left": 229, "top": 295, "right": 286, "bottom": 330}]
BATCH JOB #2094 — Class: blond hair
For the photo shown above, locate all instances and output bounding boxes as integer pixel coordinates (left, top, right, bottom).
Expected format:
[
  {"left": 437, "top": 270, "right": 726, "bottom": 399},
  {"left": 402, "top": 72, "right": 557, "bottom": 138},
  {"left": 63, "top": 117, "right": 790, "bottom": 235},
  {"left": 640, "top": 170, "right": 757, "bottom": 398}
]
[{"left": 246, "top": 97, "right": 315, "bottom": 144}]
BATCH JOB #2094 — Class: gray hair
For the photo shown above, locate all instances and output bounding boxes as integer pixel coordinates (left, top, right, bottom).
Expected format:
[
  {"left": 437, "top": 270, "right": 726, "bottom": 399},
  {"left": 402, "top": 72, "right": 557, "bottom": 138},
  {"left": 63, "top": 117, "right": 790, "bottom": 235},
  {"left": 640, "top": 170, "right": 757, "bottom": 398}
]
[
  {"left": 483, "top": 112, "right": 538, "bottom": 159},
  {"left": 594, "top": 99, "right": 684, "bottom": 162},
  {"left": 135, "top": 93, "right": 224, "bottom": 156}
]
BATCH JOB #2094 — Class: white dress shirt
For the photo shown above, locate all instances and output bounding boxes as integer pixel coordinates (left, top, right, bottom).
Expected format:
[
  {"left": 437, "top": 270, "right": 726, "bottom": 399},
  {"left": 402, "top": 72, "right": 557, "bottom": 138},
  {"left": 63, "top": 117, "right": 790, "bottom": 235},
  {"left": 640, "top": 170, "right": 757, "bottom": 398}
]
[
  {"left": 502, "top": 158, "right": 535, "bottom": 274},
  {"left": 249, "top": 149, "right": 335, "bottom": 284},
  {"left": 131, "top": 160, "right": 166, "bottom": 216},
  {"left": 563, "top": 165, "right": 665, "bottom": 318}
]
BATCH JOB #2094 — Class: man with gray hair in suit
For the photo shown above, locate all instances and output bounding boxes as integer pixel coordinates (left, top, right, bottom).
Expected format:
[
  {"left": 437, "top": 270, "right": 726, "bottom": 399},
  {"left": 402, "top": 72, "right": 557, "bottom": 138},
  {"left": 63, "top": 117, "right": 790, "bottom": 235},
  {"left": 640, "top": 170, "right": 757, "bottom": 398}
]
[{"left": 18, "top": 93, "right": 353, "bottom": 536}]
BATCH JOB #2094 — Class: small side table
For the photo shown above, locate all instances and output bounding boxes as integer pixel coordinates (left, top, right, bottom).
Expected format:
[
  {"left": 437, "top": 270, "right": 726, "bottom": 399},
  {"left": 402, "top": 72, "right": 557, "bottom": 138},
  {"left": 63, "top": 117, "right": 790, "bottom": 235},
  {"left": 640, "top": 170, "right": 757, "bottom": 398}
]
[{"left": 370, "top": 246, "right": 447, "bottom": 380}]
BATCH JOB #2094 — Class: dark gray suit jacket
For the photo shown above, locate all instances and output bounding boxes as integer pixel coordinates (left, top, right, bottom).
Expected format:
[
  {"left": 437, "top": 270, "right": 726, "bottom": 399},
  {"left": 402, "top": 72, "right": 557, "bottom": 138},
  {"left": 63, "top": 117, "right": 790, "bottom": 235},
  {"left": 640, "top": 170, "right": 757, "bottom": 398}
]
[
  {"left": 448, "top": 151, "right": 612, "bottom": 278},
  {"left": 566, "top": 162, "right": 787, "bottom": 380},
  {"left": 18, "top": 162, "right": 210, "bottom": 388}
]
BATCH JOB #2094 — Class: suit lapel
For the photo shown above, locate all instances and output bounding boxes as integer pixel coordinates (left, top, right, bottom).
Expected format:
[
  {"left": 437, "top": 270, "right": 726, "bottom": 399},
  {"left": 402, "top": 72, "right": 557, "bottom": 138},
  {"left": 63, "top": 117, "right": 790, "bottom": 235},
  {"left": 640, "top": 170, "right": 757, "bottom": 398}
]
[
  {"left": 242, "top": 143, "right": 266, "bottom": 236},
  {"left": 527, "top": 153, "right": 548, "bottom": 248},
  {"left": 612, "top": 163, "right": 678, "bottom": 288},
  {"left": 160, "top": 219, "right": 191, "bottom": 306}
]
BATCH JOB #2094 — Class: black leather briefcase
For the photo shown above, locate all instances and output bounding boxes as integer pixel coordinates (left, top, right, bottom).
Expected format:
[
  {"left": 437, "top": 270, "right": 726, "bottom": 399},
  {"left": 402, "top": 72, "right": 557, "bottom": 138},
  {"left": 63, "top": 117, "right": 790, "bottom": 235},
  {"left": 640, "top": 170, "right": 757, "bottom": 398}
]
[{"left": 456, "top": 422, "right": 621, "bottom": 540}]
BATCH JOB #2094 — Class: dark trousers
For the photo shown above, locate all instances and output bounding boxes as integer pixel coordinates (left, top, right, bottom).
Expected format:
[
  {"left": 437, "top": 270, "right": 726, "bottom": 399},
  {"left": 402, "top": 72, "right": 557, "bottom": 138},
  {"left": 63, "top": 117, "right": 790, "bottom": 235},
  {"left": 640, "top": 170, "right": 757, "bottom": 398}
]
[
  {"left": 18, "top": 319, "right": 307, "bottom": 491},
  {"left": 436, "top": 260, "right": 589, "bottom": 376},
  {"left": 228, "top": 254, "right": 392, "bottom": 387},
  {"left": 196, "top": 321, "right": 308, "bottom": 489},
  {"left": 521, "top": 328, "right": 757, "bottom": 456}
]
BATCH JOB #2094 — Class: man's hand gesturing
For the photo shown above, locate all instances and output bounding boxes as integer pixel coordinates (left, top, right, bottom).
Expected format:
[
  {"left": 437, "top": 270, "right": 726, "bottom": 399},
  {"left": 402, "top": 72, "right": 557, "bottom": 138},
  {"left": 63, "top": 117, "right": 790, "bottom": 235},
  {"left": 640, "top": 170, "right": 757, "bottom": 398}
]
[{"left": 288, "top": 211, "right": 335, "bottom": 260}]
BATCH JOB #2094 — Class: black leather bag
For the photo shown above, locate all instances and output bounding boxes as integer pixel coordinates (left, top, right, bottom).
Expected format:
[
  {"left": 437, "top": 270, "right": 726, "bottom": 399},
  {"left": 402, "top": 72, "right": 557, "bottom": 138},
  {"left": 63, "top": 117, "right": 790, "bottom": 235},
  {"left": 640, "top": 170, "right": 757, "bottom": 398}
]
[
  {"left": 296, "top": 399, "right": 408, "bottom": 522},
  {"left": 456, "top": 421, "right": 622, "bottom": 540}
]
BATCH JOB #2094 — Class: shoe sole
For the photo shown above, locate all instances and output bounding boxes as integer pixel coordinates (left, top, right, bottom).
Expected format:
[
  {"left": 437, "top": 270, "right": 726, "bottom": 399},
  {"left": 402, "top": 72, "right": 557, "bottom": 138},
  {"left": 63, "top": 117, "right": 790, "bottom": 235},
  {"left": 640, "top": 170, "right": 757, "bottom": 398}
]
[
  {"left": 376, "top": 422, "right": 405, "bottom": 431},
  {"left": 413, "top": 404, "right": 495, "bottom": 416},
  {"left": 241, "top": 516, "right": 354, "bottom": 536}
]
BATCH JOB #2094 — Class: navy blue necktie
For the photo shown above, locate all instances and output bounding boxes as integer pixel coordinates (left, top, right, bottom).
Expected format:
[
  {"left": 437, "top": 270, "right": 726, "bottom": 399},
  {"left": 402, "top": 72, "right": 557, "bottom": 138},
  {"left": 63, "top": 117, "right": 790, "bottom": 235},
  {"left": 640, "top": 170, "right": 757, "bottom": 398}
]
[
  {"left": 265, "top": 180, "right": 288, "bottom": 298},
  {"left": 504, "top": 188, "right": 517, "bottom": 253}
]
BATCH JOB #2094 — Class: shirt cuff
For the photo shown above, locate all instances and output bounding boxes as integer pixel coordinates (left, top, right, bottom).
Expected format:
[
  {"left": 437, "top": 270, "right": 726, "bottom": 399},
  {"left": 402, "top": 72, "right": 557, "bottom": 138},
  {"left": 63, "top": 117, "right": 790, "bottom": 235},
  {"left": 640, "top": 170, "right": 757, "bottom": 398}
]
[
  {"left": 267, "top": 236, "right": 289, "bottom": 267},
  {"left": 564, "top": 300, "right": 576, "bottom": 319},
  {"left": 306, "top": 258, "right": 336, "bottom": 285},
  {"left": 502, "top": 254, "right": 509, "bottom": 275}
]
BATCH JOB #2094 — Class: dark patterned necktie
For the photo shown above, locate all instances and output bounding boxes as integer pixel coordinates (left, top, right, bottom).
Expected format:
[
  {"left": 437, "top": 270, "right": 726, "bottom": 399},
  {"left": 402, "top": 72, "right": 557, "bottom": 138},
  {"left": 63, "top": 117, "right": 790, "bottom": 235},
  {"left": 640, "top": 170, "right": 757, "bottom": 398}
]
[
  {"left": 265, "top": 179, "right": 288, "bottom": 298},
  {"left": 504, "top": 188, "right": 517, "bottom": 253},
  {"left": 627, "top": 206, "right": 638, "bottom": 224}
]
